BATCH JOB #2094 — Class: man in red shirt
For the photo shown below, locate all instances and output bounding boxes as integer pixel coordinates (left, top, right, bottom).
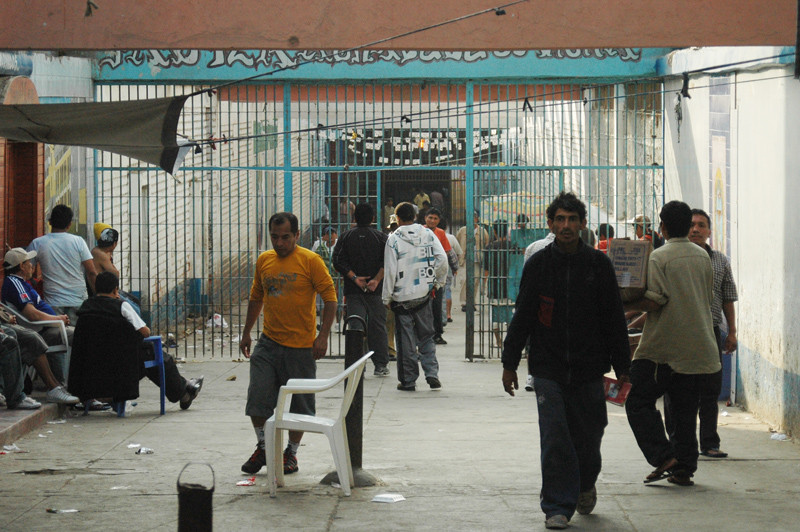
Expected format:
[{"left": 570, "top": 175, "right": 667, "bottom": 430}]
[{"left": 424, "top": 208, "right": 457, "bottom": 345}]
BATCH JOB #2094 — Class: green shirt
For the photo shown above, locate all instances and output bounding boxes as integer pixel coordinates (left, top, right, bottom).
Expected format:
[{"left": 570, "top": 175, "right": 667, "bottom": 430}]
[{"left": 634, "top": 237, "right": 720, "bottom": 374}]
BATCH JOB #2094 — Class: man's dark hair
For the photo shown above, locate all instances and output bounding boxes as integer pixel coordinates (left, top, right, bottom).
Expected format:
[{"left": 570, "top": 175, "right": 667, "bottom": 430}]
[
  {"left": 426, "top": 207, "right": 442, "bottom": 218},
  {"left": 516, "top": 213, "right": 529, "bottom": 224},
  {"left": 5, "top": 265, "right": 21, "bottom": 275},
  {"left": 269, "top": 212, "right": 299, "bottom": 233},
  {"left": 48, "top": 205, "right": 73, "bottom": 230},
  {"left": 659, "top": 201, "right": 692, "bottom": 238},
  {"left": 354, "top": 202, "right": 374, "bottom": 226},
  {"left": 691, "top": 208, "right": 711, "bottom": 230},
  {"left": 492, "top": 220, "right": 508, "bottom": 239},
  {"left": 394, "top": 202, "right": 416, "bottom": 223},
  {"left": 95, "top": 271, "right": 120, "bottom": 294},
  {"left": 546, "top": 192, "right": 587, "bottom": 222},
  {"left": 597, "top": 223, "right": 615, "bottom": 239}
]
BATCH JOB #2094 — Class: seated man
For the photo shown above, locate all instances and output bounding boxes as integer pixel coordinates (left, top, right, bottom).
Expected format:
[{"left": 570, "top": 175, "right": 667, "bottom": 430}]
[
  {"left": 69, "top": 272, "right": 203, "bottom": 410},
  {"left": 1, "top": 248, "right": 79, "bottom": 404},
  {"left": 0, "top": 327, "right": 43, "bottom": 409}
]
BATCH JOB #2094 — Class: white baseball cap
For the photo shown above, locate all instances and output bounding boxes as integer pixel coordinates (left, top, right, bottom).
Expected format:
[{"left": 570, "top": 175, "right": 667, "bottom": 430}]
[{"left": 3, "top": 247, "right": 36, "bottom": 269}]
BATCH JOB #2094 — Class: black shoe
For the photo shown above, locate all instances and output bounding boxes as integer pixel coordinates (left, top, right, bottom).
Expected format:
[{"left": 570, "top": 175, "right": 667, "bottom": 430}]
[
  {"left": 447, "top": 317, "right": 453, "bottom": 323},
  {"left": 180, "top": 376, "right": 204, "bottom": 410},
  {"left": 397, "top": 383, "right": 416, "bottom": 392},
  {"left": 426, "top": 377, "right": 442, "bottom": 390},
  {"left": 283, "top": 448, "right": 299, "bottom": 474},
  {"left": 434, "top": 336, "right": 447, "bottom": 345},
  {"left": 461, "top": 305, "right": 466, "bottom": 312},
  {"left": 242, "top": 445, "right": 266, "bottom": 474}
]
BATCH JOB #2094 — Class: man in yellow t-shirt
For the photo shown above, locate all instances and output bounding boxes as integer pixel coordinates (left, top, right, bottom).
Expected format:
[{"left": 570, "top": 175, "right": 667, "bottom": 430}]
[{"left": 239, "top": 212, "right": 337, "bottom": 476}]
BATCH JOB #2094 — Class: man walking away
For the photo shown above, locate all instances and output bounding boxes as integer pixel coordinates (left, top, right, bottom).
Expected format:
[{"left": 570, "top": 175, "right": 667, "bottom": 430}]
[
  {"left": 332, "top": 203, "right": 390, "bottom": 376},
  {"left": 624, "top": 201, "right": 720, "bottom": 487},
  {"left": 383, "top": 202, "right": 447, "bottom": 392}
]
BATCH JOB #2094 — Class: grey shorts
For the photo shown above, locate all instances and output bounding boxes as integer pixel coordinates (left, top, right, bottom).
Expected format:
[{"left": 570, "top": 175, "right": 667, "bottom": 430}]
[
  {"left": 5, "top": 324, "right": 49, "bottom": 365},
  {"left": 245, "top": 334, "right": 316, "bottom": 419}
]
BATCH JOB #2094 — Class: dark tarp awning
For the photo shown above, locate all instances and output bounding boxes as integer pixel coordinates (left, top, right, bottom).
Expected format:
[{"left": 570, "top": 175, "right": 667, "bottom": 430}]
[{"left": 0, "top": 96, "right": 193, "bottom": 175}]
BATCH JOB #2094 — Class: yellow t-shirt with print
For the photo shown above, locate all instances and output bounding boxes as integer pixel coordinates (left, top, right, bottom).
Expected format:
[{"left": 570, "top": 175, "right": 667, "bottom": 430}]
[{"left": 249, "top": 246, "right": 337, "bottom": 348}]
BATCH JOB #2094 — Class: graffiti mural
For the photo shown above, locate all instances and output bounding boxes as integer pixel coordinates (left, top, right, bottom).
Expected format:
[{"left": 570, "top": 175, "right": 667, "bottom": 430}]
[{"left": 95, "top": 48, "right": 663, "bottom": 83}]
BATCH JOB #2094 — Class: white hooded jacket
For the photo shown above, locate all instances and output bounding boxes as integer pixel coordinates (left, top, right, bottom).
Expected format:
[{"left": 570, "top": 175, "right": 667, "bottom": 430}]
[{"left": 382, "top": 223, "right": 448, "bottom": 306}]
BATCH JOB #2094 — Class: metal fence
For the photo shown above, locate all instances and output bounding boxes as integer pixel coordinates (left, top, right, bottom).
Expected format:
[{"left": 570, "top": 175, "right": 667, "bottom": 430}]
[{"left": 92, "top": 80, "right": 664, "bottom": 358}]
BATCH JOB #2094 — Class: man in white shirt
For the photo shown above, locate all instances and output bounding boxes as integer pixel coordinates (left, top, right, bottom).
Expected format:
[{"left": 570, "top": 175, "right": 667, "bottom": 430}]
[{"left": 28, "top": 205, "right": 98, "bottom": 323}]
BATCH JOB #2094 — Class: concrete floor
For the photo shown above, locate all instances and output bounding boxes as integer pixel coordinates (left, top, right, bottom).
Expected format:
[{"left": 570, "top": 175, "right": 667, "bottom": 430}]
[{"left": 2, "top": 311, "right": 799, "bottom": 531}]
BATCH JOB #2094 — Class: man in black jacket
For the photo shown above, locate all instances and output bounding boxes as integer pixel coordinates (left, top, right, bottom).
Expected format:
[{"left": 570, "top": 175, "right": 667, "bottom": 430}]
[
  {"left": 501, "top": 192, "right": 630, "bottom": 530},
  {"left": 332, "top": 203, "right": 390, "bottom": 376}
]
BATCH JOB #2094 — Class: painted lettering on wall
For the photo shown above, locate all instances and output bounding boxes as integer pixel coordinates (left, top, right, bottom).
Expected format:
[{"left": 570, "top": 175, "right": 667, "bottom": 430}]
[{"left": 98, "top": 48, "right": 643, "bottom": 71}]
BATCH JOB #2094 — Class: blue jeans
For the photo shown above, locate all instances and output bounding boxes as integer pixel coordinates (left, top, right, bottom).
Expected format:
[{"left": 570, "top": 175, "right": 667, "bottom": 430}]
[
  {"left": 393, "top": 300, "right": 438, "bottom": 386},
  {"left": 534, "top": 377, "right": 607, "bottom": 520}
]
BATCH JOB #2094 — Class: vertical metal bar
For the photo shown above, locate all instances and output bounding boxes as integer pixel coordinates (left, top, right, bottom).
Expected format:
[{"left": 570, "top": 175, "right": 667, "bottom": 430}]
[
  {"left": 283, "top": 83, "right": 293, "bottom": 212},
  {"left": 465, "top": 81, "right": 475, "bottom": 361}
]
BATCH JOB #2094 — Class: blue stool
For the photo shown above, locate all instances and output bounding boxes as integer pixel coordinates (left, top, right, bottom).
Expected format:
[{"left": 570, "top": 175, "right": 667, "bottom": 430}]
[{"left": 113, "top": 336, "right": 166, "bottom": 417}]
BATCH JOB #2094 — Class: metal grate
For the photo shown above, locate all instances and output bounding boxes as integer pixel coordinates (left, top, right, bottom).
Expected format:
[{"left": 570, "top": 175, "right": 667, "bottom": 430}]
[{"left": 93, "top": 80, "right": 664, "bottom": 358}]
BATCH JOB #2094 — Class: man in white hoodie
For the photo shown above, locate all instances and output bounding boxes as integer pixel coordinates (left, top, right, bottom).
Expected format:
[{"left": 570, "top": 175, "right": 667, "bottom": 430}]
[{"left": 383, "top": 202, "right": 448, "bottom": 391}]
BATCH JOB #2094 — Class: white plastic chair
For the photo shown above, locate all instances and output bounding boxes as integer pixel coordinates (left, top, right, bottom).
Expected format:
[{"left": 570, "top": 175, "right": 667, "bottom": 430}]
[
  {"left": 266, "top": 351, "right": 373, "bottom": 497},
  {"left": 1, "top": 301, "right": 71, "bottom": 385}
]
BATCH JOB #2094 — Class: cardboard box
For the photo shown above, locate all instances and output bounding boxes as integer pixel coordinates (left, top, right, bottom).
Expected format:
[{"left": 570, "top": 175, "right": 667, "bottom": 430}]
[{"left": 608, "top": 238, "right": 652, "bottom": 302}]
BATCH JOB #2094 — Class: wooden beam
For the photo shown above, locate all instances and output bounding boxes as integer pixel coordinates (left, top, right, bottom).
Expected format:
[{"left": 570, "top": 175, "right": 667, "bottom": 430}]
[{"left": 0, "top": 0, "right": 796, "bottom": 51}]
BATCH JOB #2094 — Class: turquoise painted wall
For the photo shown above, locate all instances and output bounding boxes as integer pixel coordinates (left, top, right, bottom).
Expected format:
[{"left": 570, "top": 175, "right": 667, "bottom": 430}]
[{"left": 94, "top": 48, "right": 673, "bottom": 83}]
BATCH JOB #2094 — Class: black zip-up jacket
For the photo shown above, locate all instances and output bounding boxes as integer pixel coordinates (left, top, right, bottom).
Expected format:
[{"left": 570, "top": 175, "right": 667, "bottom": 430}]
[{"left": 502, "top": 239, "right": 630, "bottom": 385}]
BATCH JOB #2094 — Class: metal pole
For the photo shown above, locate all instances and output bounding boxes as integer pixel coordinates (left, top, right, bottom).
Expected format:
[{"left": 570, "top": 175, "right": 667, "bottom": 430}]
[
  {"left": 343, "top": 314, "right": 366, "bottom": 469},
  {"left": 320, "top": 314, "right": 380, "bottom": 488}
]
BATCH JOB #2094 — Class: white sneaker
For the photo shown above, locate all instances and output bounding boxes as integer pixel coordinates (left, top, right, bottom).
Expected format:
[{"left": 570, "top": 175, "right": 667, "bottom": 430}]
[
  {"left": 46, "top": 386, "right": 80, "bottom": 404},
  {"left": 525, "top": 375, "right": 534, "bottom": 392},
  {"left": 11, "top": 396, "right": 42, "bottom": 410},
  {"left": 333, "top": 322, "right": 341, "bottom": 333},
  {"left": 0, "top": 392, "right": 6, "bottom": 406}
]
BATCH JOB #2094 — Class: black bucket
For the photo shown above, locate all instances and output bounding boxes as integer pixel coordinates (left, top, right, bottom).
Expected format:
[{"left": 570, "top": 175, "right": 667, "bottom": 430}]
[{"left": 177, "top": 462, "right": 215, "bottom": 532}]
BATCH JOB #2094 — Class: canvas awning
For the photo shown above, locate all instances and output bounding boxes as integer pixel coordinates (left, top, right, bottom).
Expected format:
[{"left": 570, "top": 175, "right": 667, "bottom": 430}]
[{"left": 0, "top": 95, "right": 194, "bottom": 175}]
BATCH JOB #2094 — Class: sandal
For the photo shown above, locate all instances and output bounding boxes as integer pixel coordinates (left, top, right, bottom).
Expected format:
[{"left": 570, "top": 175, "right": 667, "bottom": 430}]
[
  {"left": 700, "top": 448, "right": 728, "bottom": 458},
  {"left": 667, "top": 471, "right": 695, "bottom": 486},
  {"left": 644, "top": 457, "right": 678, "bottom": 484}
]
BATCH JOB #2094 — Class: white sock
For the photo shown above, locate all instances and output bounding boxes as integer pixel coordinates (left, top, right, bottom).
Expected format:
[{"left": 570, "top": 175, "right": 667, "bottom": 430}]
[
  {"left": 287, "top": 440, "right": 300, "bottom": 454},
  {"left": 254, "top": 425, "right": 265, "bottom": 448}
]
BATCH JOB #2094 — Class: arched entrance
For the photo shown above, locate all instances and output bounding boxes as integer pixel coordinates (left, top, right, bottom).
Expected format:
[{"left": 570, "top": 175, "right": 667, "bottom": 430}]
[{"left": 0, "top": 75, "right": 44, "bottom": 253}]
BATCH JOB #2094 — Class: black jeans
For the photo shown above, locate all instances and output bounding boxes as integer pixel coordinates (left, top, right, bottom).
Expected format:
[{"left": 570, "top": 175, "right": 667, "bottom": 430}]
[
  {"left": 534, "top": 377, "right": 607, "bottom": 520},
  {"left": 626, "top": 359, "right": 701, "bottom": 474},
  {"left": 139, "top": 343, "right": 187, "bottom": 403},
  {"left": 431, "top": 287, "right": 444, "bottom": 338},
  {"left": 696, "top": 326, "right": 724, "bottom": 451}
]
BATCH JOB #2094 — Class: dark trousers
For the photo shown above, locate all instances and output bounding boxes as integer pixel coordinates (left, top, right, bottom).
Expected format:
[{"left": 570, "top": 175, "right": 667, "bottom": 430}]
[
  {"left": 431, "top": 288, "right": 444, "bottom": 338},
  {"left": 344, "top": 292, "right": 389, "bottom": 369},
  {"left": 626, "top": 359, "right": 700, "bottom": 474},
  {"left": 139, "top": 343, "right": 187, "bottom": 403},
  {"left": 696, "top": 326, "right": 724, "bottom": 451},
  {"left": 534, "top": 377, "right": 607, "bottom": 520}
]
